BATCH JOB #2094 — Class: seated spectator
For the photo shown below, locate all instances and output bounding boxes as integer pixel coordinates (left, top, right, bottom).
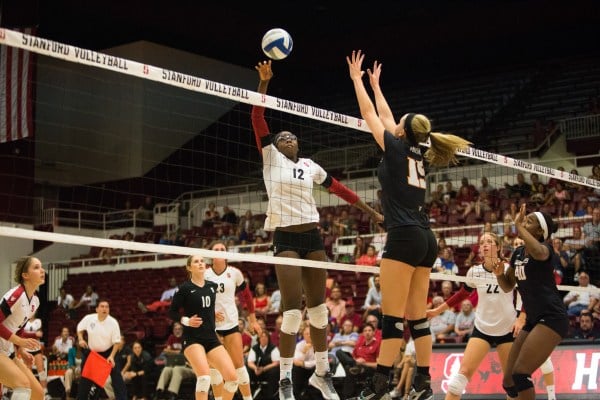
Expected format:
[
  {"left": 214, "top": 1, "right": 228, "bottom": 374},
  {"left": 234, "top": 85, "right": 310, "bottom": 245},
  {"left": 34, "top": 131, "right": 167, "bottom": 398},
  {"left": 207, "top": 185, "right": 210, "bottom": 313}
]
[
  {"left": 136, "top": 195, "right": 155, "bottom": 221},
  {"left": 388, "top": 338, "right": 416, "bottom": 400},
  {"left": 99, "top": 246, "right": 116, "bottom": 265},
  {"left": 263, "top": 265, "right": 278, "bottom": 291},
  {"left": 292, "top": 326, "right": 316, "bottom": 399},
  {"left": 454, "top": 185, "right": 475, "bottom": 220},
  {"left": 162, "top": 322, "right": 184, "bottom": 355},
  {"left": 247, "top": 330, "right": 280, "bottom": 400},
  {"left": 486, "top": 212, "right": 504, "bottom": 237},
  {"left": 443, "top": 181, "right": 457, "bottom": 205},
  {"left": 529, "top": 183, "right": 547, "bottom": 206},
  {"left": 138, "top": 277, "right": 179, "bottom": 314},
  {"left": 71, "top": 284, "right": 99, "bottom": 311},
  {"left": 560, "top": 202, "right": 574, "bottom": 219},
  {"left": 154, "top": 363, "right": 195, "bottom": 400},
  {"left": 569, "top": 311, "right": 600, "bottom": 340},
  {"left": 64, "top": 344, "right": 82, "bottom": 400},
  {"left": 336, "top": 323, "right": 380, "bottom": 399},
  {"left": 328, "top": 320, "right": 359, "bottom": 367},
  {"left": 575, "top": 198, "right": 590, "bottom": 217},
  {"left": 429, "top": 296, "right": 456, "bottom": 343},
  {"left": 203, "top": 201, "right": 221, "bottom": 226},
  {"left": 121, "top": 341, "right": 153, "bottom": 400},
  {"left": 269, "top": 288, "right": 281, "bottom": 314},
  {"left": 504, "top": 172, "right": 532, "bottom": 199},
  {"left": 563, "top": 272, "right": 599, "bottom": 316},
  {"left": 237, "top": 318, "right": 253, "bottom": 357},
  {"left": 57, "top": 286, "right": 76, "bottom": 319},
  {"left": 51, "top": 326, "right": 74, "bottom": 361},
  {"left": 251, "top": 236, "right": 270, "bottom": 253},
  {"left": 474, "top": 190, "right": 492, "bottom": 219},
  {"left": 253, "top": 283, "right": 271, "bottom": 318},
  {"left": 238, "top": 210, "right": 260, "bottom": 241},
  {"left": 221, "top": 205, "right": 238, "bottom": 224},
  {"left": 362, "top": 275, "right": 382, "bottom": 320},
  {"left": 351, "top": 236, "right": 367, "bottom": 263},
  {"left": 454, "top": 299, "right": 476, "bottom": 342},
  {"left": 564, "top": 226, "right": 586, "bottom": 284},
  {"left": 551, "top": 238, "right": 569, "bottom": 284},
  {"left": 583, "top": 207, "right": 600, "bottom": 254},
  {"left": 545, "top": 181, "right": 570, "bottom": 207},
  {"left": 326, "top": 286, "right": 346, "bottom": 324},
  {"left": 439, "top": 280, "right": 459, "bottom": 311},
  {"left": 478, "top": 176, "right": 494, "bottom": 195},
  {"left": 433, "top": 248, "right": 458, "bottom": 275},
  {"left": 356, "top": 245, "right": 379, "bottom": 267},
  {"left": 339, "top": 300, "right": 363, "bottom": 333},
  {"left": 269, "top": 315, "right": 283, "bottom": 348}
]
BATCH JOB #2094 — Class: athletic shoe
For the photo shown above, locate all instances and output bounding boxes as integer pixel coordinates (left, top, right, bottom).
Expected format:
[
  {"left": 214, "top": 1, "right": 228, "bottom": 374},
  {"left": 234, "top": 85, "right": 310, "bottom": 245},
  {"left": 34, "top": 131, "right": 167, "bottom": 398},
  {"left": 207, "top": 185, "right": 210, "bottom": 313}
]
[
  {"left": 408, "top": 373, "right": 433, "bottom": 400},
  {"left": 309, "top": 372, "right": 340, "bottom": 400},
  {"left": 388, "top": 388, "right": 403, "bottom": 399},
  {"left": 279, "top": 377, "right": 295, "bottom": 400},
  {"left": 347, "top": 372, "right": 392, "bottom": 400}
]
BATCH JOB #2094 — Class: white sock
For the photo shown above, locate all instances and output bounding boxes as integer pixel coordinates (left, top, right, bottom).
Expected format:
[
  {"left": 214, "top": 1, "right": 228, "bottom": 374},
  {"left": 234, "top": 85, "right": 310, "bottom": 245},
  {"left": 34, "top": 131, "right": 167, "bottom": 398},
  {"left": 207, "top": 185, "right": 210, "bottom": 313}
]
[
  {"left": 280, "top": 357, "right": 293, "bottom": 381},
  {"left": 243, "top": 396, "right": 252, "bottom": 400},
  {"left": 546, "top": 384, "right": 556, "bottom": 400},
  {"left": 11, "top": 387, "right": 32, "bottom": 400},
  {"left": 315, "top": 350, "right": 330, "bottom": 376},
  {"left": 214, "top": 397, "right": 222, "bottom": 400}
]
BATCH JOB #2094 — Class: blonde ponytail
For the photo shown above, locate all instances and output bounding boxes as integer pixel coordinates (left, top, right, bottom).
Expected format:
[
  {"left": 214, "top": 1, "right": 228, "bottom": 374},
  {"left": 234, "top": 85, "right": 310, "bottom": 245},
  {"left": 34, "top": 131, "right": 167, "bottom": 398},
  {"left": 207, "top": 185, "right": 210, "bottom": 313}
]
[{"left": 425, "top": 132, "right": 472, "bottom": 167}]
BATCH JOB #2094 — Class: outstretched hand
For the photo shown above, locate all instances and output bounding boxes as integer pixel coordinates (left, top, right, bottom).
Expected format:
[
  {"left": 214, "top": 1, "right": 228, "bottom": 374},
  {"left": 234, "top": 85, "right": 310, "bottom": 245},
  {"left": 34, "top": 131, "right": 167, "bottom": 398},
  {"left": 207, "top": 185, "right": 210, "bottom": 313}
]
[
  {"left": 255, "top": 60, "right": 273, "bottom": 82},
  {"left": 367, "top": 60, "right": 382, "bottom": 89},
  {"left": 346, "top": 50, "right": 365, "bottom": 81},
  {"left": 514, "top": 203, "right": 527, "bottom": 229}
]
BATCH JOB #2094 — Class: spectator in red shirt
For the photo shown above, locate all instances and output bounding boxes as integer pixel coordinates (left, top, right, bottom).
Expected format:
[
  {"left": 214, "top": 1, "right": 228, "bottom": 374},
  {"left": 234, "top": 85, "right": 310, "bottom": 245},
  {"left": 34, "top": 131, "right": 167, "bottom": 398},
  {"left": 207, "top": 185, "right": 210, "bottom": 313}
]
[
  {"left": 336, "top": 323, "right": 381, "bottom": 398},
  {"left": 339, "top": 300, "right": 363, "bottom": 333},
  {"left": 356, "top": 245, "right": 379, "bottom": 267}
]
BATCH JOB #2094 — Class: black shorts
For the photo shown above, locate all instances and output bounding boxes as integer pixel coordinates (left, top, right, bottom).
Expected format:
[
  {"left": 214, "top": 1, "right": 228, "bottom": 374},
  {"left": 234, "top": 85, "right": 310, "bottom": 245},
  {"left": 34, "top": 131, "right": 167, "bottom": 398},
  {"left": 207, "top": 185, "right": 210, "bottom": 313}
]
[
  {"left": 216, "top": 326, "right": 239, "bottom": 337},
  {"left": 470, "top": 326, "right": 514, "bottom": 347},
  {"left": 182, "top": 336, "right": 222, "bottom": 354},
  {"left": 382, "top": 226, "right": 437, "bottom": 267},
  {"left": 273, "top": 228, "right": 324, "bottom": 258},
  {"left": 523, "top": 315, "right": 569, "bottom": 338}
]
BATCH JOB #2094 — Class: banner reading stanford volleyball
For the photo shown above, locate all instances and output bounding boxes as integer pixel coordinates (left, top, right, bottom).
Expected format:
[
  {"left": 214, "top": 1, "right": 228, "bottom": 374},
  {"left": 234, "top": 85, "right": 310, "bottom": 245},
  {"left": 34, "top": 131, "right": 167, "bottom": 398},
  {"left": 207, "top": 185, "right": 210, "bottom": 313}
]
[{"left": 430, "top": 344, "right": 599, "bottom": 399}]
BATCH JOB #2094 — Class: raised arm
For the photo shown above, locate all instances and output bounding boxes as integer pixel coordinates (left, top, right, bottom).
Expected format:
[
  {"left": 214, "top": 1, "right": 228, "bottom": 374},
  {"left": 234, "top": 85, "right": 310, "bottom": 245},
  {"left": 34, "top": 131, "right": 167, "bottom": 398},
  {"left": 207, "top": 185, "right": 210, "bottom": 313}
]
[
  {"left": 320, "top": 174, "right": 384, "bottom": 225},
  {"left": 368, "top": 61, "right": 396, "bottom": 132},
  {"left": 347, "top": 50, "right": 386, "bottom": 150},
  {"left": 515, "top": 204, "right": 550, "bottom": 261},
  {"left": 251, "top": 61, "right": 274, "bottom": 153}
]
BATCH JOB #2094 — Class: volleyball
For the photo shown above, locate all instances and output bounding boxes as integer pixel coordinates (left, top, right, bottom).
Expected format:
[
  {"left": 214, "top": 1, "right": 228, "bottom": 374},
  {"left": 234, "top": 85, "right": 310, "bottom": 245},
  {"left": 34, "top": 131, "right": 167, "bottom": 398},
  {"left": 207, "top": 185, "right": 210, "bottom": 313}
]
[{"left": 261, "top": 28, "right": 293, "bottom": 60}]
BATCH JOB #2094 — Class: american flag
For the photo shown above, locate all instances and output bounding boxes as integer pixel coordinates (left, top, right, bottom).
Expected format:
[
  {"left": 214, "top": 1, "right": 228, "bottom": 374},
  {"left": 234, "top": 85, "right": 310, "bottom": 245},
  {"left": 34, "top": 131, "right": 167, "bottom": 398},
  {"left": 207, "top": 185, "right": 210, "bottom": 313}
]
[{"left": 0, "top": 27, "right": 34, "bottom": 143}]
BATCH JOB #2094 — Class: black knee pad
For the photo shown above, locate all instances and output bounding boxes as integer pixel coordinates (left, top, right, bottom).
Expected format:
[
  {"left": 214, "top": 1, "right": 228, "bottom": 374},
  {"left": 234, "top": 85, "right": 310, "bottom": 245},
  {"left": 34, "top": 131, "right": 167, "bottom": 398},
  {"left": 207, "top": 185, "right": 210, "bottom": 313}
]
[
  {"left": 408, "top": 318, "right": 430, "bottom": 340},
  {"left": 512, "top": 373, "right": 533, "bottom": 392},
  {"left": 502, "top": 383, "right": 518, "bottom": 398},
  {"left": 382, "top": 315, "right": 404, "bottom": 339}
]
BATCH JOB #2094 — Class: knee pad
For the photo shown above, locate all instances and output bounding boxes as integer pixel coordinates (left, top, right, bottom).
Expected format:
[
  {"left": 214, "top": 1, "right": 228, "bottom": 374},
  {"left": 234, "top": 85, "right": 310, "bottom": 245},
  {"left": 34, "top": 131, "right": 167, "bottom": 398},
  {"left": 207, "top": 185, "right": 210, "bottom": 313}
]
[
  {"left": 38, "top": 370, "right": 47, "bottom": 381},
  {"left": 195, "top": 375, "right": 211, "bottom": 392},
  {"left": 502, "top": 384, "right": 518, "bottom": 398},
  {"left": 408, "top": 318, "right": 430, "bottom": 340},
  {"left": 281, "top": 309, "right": 303, "bottom": 335},
  {"left": 10, "top": 388, "right": 32, "bottom": 400},
  {"left": 307, "top": 303, "right": 329, "bottom": 329},
  {"left": 540, "top": 358, "right": 554, "bottom": 375},
  {"left": 448, "top": 373, "right": 468, "bottom": 395},
  {"left": 381, "top": 315, "right": 404, "bottom": 339},
  {"left": 236, "top": 366, "right": 250, "bottom": 386},
  {"left": 512, "top": 373, "right": 534, "bottom": 392},
  {"left": 210, "top": 368, "right": 223, "bottom": 385},
  {"left": 223, "top": 380, "right": 239, "bottom": 393}
]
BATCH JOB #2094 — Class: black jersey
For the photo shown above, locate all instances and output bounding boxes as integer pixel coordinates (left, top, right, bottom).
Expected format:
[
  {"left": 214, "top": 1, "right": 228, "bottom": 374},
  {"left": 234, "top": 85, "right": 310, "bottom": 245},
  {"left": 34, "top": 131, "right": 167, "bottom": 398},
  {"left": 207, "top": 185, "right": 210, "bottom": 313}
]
[
  {"left": 377, "top": 131, "right": 429, "bottom": 229},
  {"left": 510, "top": 244, "right": 567, "bottom": 323},
  {"left": 169, "top": 280, "right": 219, "bottom": 342}
]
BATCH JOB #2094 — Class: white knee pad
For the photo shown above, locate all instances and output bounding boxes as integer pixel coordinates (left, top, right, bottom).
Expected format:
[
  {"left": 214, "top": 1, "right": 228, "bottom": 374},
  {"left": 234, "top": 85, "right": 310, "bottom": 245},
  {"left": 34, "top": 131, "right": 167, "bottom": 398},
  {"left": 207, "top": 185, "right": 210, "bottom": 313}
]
[
  {"left": 281, "top": 309, "right": 302, "bottom": 335},
  {"left": 540, "top": 357, "right": 554, "bottom": 375},
  {"left": 195, "top": 375, "right": 211, "bottom": 392},
  {"left": 38, "top": 370, "right": 47, "bottom": 381},
  {"left": 448, "top": 373, "right": 469, "bottom": 395},
  {"left": 223, "top": 380, "right": 239, "bottom": 393},
  {"left": 210, "top": 368, "right": 223, "bottom": 385},
  {"left": 307, "top": 303, "right": 329, "bottom": 329},
  {"left": 10, "top": 387, "right": 32, "bottom": 400},
  {"left": 236, "top": 366, "right": 250, "bottom": 386}
]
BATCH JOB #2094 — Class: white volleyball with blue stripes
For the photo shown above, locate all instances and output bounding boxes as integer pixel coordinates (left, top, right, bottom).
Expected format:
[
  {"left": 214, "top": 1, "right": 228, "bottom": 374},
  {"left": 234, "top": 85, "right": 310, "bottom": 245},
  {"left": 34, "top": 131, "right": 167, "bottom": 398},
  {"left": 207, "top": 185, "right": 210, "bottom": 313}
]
[{"left": 261, "top": 28, "right": 293, "bottom": 60}]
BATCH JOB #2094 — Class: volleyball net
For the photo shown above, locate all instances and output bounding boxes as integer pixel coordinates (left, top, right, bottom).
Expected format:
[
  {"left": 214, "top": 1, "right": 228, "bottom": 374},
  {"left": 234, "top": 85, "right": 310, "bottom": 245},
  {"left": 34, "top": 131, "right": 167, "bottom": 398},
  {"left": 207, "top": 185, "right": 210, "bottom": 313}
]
[{"left": 1, "top": 27, "right": 599, "bottom": 302}]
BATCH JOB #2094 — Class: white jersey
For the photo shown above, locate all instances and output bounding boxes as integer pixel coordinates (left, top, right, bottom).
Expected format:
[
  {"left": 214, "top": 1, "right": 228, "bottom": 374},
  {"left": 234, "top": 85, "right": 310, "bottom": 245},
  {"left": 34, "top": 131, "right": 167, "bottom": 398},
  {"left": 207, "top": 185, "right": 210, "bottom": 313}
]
[
  {"left": 77, "top": 313, "right": 121, "bottom": 353},
  {"left": 0, "top": 285, "right": 40, "bottom": 356},
  {"left": 205, "top": 265, "right": 245, "bottom": 331},
  {"left": 262, "top": 144, "right": 327, "bottom": 230},
  {"left": 466, "top": 263, "right": 517, "bottom": 336},
  {"left": 23, "top": 317, "right": 43, "bottom": 352}
]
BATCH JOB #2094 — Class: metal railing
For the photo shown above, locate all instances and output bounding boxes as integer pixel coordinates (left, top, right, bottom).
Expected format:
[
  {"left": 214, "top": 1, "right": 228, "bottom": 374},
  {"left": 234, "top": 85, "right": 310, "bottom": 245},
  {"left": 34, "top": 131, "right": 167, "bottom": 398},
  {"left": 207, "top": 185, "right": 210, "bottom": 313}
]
[
  {"left": 560, "top": 114, "right": 600, "bottom": 139},
  {"left": 39, "top": 208, "right": 153, "bottom": 231}
]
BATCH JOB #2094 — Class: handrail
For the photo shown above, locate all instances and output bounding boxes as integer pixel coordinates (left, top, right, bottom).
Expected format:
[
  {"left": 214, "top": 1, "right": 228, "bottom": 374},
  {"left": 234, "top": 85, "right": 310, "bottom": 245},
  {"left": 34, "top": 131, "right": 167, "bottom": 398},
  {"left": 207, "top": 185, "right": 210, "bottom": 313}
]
[{"left": 560, "top": 113, "right": 600, "bottom": 139}]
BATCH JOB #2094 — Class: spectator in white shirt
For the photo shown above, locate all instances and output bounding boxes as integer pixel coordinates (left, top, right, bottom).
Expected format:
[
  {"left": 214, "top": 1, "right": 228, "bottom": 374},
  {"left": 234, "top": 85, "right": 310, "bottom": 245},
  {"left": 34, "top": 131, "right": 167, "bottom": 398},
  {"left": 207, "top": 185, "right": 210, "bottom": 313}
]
[
  {"left": 563, "top": 272, "right": 599, "bottom": 316},
  {"left": 52, "top": 326, "right": 74, "bottom": 361}
]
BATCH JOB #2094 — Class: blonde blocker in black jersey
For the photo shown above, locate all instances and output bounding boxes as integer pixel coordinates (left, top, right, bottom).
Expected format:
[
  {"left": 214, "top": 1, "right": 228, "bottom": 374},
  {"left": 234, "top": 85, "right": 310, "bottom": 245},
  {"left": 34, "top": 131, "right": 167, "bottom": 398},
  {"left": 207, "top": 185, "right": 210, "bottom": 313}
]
[{"left": 382, "top": 226, "right": 437, "bottom": 267}]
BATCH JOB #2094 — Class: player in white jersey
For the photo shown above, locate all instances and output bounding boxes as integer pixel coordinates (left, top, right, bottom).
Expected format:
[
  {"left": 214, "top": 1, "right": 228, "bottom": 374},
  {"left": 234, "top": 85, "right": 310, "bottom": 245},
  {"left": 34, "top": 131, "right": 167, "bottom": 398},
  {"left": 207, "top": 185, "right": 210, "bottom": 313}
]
[
  {"left": 252, "top": 60, "right": 382, "bottom": 400},
  {"left": 0, "top": 256, "right": 46, "bottom": 400},
  {"left": 22, "top": 315, "right": 49, "bottom": 399},
  {"left": 205, "top": 240, "right": 260, "bottom": 400},
  {"left": 427, "top": 233, "right": 524, "bottom": 400}
]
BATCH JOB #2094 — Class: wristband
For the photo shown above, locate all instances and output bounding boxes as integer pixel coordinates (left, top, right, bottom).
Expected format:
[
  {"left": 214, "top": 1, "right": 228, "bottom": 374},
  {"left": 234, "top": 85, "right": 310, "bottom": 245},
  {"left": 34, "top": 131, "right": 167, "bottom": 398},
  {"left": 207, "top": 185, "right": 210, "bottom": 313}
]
[{"left": 181, "top": 317, "right": 190, "bottom": 326}]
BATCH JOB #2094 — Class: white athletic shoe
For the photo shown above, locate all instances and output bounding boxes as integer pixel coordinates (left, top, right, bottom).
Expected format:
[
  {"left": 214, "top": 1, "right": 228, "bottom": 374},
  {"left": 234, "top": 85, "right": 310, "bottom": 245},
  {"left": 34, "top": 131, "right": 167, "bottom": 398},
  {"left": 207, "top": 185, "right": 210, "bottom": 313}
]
[{"left": 309, "top": 372, "right": 340, "bottom": 400}]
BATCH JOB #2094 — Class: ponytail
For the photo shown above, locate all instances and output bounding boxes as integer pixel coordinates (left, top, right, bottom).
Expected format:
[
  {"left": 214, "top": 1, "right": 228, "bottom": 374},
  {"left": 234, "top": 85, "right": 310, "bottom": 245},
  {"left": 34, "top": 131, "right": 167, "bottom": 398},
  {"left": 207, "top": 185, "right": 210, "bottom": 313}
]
[{"left": 425, "top": 132, "right": 472, "bottom": 167}]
